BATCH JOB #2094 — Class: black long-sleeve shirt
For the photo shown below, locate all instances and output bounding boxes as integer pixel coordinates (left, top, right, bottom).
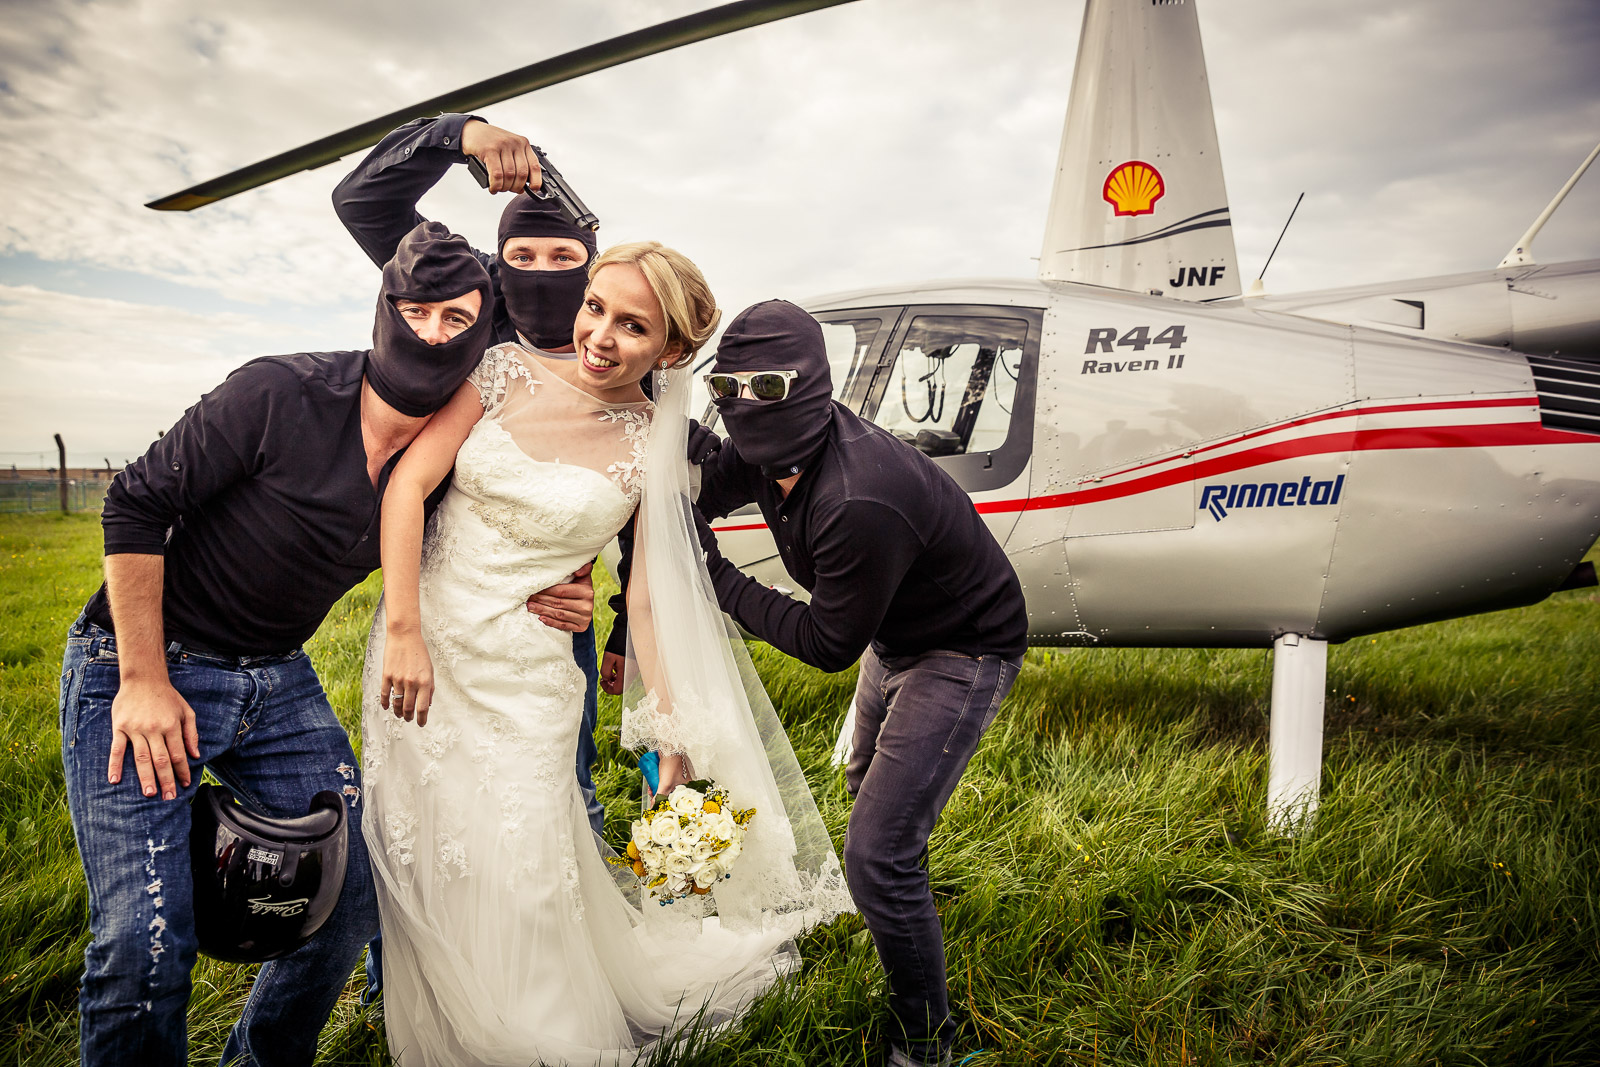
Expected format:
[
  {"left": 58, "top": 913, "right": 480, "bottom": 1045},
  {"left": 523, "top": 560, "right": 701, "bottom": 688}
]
[
  {"left": 331, "top": 113, "right": 518, "bottom": 343},
  {"left": 333, "top": 114, "right": 636, "bottom": 652},
  {"left": 84, "top": 351, "right": 444, "bottom": 655},
  {"left": 697, "top": 402, "right": 1028, "bottom": 672}
]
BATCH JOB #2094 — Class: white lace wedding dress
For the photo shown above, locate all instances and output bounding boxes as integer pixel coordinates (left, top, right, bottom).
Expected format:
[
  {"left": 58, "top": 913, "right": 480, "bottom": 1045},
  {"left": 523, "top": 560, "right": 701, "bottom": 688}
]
[{"left": 361, "top": 345, "right": 850, "bottom": 1066}]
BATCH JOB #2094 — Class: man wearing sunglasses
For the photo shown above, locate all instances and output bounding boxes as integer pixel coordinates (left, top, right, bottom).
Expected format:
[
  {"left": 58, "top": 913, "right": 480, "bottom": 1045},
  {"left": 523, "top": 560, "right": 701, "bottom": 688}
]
[
  {"left": 703, "top": 368, "right": 799, "bottom": 402},
  {"left": 691, "top": 300, "right": 1028, "bottom": 1067}
]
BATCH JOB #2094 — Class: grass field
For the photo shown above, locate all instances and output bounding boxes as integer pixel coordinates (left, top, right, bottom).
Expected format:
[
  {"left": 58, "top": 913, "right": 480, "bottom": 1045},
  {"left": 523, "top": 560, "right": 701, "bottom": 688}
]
[{"left": 1, "top": 511, "right": 1597, "bottom": 1065}]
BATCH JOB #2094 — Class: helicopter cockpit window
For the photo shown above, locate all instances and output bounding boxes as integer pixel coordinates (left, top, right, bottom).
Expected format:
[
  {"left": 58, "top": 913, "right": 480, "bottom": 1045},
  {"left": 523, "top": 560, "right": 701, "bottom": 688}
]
[
  {"left": 869, "top": 315, "right": 1028, "bottom": 458},
  {"left": 820, "top": 319, "right": 881, "bottom": 402}
]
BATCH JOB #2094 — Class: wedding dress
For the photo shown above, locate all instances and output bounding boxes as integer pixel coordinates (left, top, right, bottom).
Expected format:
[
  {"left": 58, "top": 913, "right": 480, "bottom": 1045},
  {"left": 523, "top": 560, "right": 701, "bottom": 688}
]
[{"left": 361, "top": 344, "right": 852, "bottom": 1066}]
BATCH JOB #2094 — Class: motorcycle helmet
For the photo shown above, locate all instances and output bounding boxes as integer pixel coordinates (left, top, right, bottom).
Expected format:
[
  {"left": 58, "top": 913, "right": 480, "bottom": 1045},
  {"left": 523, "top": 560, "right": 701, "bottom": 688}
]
[{"left": 189, "top": 783, "right": 348, "bottom": 963}]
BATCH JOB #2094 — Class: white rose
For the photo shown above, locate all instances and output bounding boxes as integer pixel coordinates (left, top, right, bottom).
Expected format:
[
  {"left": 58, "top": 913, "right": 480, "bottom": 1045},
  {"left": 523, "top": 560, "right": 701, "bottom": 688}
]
[
  {"left": 694, "top": 865, "right": 719, "bottom": 889},
  {"left": 692, "top": 839, "right": 716, "bottom": 862},
  {"left": 665, "top": 852, "right": 695, "bottom": 875},
  {"left": 669, "top": 788, "right": 704, "bottom": 816},
  {"left": 630, "top": 821, "right": 652, "bottom": 852},
  {"left": 671, "top": 837, "right": 696, "bottom": 859},
  {"left": 649, "top": 815, "right": 681, "bottom": 846},
  {"left": 719, "top": 838, "right": 743, "bottom": 865},
  {"left": 705, "top": 812, "right": 736, "bottom": 840},
  {"left": 643, "top": 845, "right": 668, "bottom": 869}
]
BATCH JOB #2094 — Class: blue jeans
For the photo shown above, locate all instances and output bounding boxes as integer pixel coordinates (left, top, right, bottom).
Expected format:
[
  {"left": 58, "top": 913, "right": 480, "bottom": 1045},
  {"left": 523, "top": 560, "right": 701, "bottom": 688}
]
[
  {"left": 59, "top": 616, "right": 378, "bottom": 1067},
  {"left": 844, "top": 647, "right": 1022, "bottom": 1061}
]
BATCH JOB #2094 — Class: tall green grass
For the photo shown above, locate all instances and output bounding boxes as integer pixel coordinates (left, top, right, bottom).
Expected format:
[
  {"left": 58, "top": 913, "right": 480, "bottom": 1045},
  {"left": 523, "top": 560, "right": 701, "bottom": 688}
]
[{"left": 1, "top": 512, "right": 1596, "bottom": 1065}]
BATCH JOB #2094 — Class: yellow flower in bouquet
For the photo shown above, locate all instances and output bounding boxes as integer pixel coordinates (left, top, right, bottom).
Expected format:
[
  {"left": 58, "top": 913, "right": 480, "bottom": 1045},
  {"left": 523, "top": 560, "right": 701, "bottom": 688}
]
[{"left": 609, "top": 779, "right": 755, "bottom": 904}]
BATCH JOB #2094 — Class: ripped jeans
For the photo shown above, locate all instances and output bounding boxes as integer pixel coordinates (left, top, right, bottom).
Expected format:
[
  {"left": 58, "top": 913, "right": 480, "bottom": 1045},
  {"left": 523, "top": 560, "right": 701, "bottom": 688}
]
[{"left": 59, "top": 615, "right": 377, "bottom": 1067}]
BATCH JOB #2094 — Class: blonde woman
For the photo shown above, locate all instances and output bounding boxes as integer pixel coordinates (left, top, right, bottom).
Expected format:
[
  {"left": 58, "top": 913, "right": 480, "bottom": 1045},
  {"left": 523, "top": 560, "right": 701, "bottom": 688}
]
[{"left": 361, "top": 242, "right": 852, "bottom": 1065}]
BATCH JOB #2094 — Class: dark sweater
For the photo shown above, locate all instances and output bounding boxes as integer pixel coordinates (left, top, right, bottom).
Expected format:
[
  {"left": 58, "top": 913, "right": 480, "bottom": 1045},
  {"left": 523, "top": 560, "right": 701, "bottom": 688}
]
[
  {"left": 697, "top": 402, "right": 1028, "bottom": 672},
  {"left": 86, "top": 351, "right": 444, "bottom": 655},
  {"left": 330, "top": 113, "right": 518, "bottom": 342}
]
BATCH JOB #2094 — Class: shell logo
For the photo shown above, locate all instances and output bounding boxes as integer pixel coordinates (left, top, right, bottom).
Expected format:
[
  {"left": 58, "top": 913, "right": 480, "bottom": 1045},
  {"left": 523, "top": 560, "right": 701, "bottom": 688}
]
[{"left": 1103, "top": 160, "right": 1165, "bottom": 217}]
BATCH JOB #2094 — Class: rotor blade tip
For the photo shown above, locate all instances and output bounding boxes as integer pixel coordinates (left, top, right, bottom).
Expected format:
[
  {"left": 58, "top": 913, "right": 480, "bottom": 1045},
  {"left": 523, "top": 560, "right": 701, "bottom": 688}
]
[{"left": 144, "top": 192, "right": 217, "bottom": 212}]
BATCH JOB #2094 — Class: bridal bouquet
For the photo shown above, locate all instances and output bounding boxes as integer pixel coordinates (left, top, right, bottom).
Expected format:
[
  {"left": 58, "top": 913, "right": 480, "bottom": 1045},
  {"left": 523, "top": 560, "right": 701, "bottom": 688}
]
[{"left": 613, "top": 780, "right": 756, "bottom": 905}]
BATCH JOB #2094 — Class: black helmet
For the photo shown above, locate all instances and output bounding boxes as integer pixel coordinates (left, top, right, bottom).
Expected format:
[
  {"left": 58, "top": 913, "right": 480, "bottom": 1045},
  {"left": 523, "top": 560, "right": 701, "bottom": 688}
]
[{"left": 189, "top": 783, "right": 348, "bottom": 963}]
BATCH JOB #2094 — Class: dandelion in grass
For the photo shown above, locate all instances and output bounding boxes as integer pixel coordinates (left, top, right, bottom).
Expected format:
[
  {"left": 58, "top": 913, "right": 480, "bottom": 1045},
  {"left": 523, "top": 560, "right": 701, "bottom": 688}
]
[{"left": 610, "top": 779, "right": 755, "bottom": 904}]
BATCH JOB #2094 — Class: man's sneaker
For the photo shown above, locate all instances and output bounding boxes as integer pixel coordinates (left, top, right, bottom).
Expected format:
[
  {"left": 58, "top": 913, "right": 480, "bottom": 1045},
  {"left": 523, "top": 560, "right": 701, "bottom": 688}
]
[{"left": 888, "top": 1045, "right": 952, "bottom": 1067}]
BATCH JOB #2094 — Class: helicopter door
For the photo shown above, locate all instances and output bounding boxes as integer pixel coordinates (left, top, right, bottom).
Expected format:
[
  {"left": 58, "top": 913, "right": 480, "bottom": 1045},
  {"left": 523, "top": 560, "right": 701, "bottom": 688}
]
[
  {"left": 816, "top": 311, "right": 898, "bottom": 408},
  {"left": 858, "top": 305, "right": 1042, "bottom": 494}
]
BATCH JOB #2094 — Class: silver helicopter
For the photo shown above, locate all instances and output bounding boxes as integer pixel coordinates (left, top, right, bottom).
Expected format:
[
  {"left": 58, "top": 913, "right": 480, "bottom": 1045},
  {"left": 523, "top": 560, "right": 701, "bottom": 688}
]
[{"left": 151, "top": 0, "right": 1600, "bottom": 831}]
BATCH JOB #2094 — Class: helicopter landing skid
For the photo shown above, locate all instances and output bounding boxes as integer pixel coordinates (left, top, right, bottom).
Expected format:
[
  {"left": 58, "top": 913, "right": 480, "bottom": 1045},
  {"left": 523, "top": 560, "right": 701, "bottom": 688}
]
[{"left": 1267, "top": 633, "right": 1328, "bottom": 835}]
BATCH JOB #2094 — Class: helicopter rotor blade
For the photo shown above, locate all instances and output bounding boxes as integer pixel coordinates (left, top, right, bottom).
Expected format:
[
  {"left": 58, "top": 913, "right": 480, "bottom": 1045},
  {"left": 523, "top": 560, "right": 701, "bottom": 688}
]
[{"left": 146, "top": 0, "right": 860, "bottom": 211}]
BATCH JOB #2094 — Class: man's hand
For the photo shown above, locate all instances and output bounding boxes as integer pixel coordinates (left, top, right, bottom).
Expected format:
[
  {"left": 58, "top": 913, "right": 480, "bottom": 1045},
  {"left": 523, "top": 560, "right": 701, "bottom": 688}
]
[
  {"left": 108, "top": 679, "right": 200, "bottom": 800},
  {"left": 599, "top": 651, "right": 625, "bottom": 695},
  {"left": 686, "top": 419, "right": 721, "bottom": 465},
  {"left": 527, "top": 560, "right": 595, "bottom": 632},
  {"left": 461, "top": 119, "right": 543, "bottom": 195}
]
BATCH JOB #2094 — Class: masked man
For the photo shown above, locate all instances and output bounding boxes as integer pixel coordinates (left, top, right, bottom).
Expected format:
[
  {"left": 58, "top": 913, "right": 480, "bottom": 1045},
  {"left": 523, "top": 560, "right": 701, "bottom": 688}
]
[
  {"left": 332, "top": 115, "right": 612, "bottom": 833},
  {"left": 58, "top": 223, "right": 550, "bottom": 1067},
  {"left": 691, "top": 300, "right": 1029, "bottom": 1067}
]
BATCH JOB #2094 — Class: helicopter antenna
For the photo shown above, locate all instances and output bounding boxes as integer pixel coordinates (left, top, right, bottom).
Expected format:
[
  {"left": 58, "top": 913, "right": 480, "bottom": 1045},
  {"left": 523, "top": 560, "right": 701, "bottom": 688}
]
[
  {"left": 1497, "top": 140, "right": 1600, "bottom": 268},
  {"left": 1253, "top": 191, "right": 1304, "bottom": 290}
]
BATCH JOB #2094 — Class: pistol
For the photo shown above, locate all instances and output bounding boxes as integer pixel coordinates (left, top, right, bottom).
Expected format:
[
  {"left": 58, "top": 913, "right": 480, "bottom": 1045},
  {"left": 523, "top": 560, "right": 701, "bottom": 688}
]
[{"left": 467, "top": 147, "right": 599, "bottom": 233}]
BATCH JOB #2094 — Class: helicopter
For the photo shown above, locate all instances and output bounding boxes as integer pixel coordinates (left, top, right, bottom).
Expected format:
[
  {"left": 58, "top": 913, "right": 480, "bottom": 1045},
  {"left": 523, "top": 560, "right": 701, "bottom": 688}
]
[{"left": 148, "top": 0, "right": 1600, "bottom": 831}]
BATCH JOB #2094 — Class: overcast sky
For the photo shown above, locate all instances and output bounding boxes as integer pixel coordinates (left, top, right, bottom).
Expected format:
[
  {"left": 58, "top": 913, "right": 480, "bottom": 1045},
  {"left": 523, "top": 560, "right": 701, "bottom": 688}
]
[{"left": 2, "top": 0, "right": 1597, "bottom": 466}]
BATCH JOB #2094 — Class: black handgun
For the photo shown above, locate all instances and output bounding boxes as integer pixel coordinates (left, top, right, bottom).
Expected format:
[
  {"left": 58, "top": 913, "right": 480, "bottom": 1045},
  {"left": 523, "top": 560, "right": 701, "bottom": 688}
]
[{"left": 467, "top": 147, "right": 599, "bottom": 233}]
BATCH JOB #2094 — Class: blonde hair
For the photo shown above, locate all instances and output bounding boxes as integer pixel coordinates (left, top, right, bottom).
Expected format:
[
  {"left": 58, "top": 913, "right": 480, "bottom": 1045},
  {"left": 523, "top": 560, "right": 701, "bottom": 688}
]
[{"left": 587, "top": 241, "right": 720, "bottom": 368}]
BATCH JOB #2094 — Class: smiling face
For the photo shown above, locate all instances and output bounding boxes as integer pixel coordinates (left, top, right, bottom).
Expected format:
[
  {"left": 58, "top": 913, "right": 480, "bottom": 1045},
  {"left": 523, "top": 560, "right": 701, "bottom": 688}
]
[
  {"left": 394, "top": 289, "right": 483, "bottom": 345},
  {"left": 501, "top": 236, "right": 590, "bottom": 272},
  {"left": 571, "top": 264, "right": 682, "bottom": 402}
]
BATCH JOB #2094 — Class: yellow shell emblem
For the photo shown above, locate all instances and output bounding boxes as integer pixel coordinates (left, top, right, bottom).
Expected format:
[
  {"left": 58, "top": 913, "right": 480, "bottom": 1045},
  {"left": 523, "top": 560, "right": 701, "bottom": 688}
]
[{"left": 1102, "top": 160, "right": 1165, "bottom": 217}]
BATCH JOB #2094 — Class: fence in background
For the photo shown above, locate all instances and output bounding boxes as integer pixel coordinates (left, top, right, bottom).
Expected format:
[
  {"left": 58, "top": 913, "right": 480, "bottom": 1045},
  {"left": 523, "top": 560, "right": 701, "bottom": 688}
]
[{"left": 0, "top": 479, "right": 110, "bottom": 514}]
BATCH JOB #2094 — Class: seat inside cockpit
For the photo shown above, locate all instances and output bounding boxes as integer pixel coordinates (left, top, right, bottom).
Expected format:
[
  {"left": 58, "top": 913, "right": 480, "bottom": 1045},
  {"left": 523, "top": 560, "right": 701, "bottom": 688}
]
[{"left": 865, "top": 317, "right": 1026, "bottom": 458}]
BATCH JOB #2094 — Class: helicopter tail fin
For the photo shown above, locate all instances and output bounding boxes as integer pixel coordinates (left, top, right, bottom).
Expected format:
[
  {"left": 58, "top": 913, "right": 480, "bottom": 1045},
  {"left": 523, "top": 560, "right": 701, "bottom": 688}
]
[{"left": 1038, "top": 0, "right": 1240, "bottom": 300}]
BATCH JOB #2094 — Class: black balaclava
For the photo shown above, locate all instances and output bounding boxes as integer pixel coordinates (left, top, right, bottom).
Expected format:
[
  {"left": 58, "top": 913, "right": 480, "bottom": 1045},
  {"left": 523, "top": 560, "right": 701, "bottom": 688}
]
[
  {"left": 496, "top": 192, "right": 601, "bottom": 349},
  {"left": 713, "top": 300, "right": 834, "bottom": 479},
  {"left": 369, "top": 221, "right": 493, "bottom": 417}
]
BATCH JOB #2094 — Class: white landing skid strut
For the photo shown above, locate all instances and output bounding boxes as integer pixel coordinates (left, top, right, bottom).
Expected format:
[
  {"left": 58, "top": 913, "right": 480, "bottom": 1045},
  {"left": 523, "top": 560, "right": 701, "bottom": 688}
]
[
  {"left": 830, "top": 700, "right": 857, "bottom": 769},
  {"left": 1268, "top": 633, "right": 1328, "bottom": 833},
  {"left": 830, "top": 637, "right": 1331, "bottom": 834}
]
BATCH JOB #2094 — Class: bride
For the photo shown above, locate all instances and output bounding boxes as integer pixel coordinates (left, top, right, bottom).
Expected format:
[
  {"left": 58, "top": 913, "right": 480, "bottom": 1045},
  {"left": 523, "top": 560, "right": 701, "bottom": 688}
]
[{"left": 361, "top": 241, "right": 852, "bottom": 1065}]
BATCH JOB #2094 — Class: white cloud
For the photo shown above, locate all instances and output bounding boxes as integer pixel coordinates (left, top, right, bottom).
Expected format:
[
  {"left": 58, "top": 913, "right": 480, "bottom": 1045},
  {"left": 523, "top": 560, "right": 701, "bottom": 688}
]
[
  {"left": 0, "top": 284, "right": 365, "bottom": 459},
  {"left": 1, "top": 0, "right": 1597, "bottom": 454}
]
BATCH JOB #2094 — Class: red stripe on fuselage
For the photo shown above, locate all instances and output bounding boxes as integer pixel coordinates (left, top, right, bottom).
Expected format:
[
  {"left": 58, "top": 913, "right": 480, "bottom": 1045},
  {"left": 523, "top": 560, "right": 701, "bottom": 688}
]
[
  {"left": 707, "top": 407, "right": 1595, "bottom": 532},
  {"left": 1097, "top": 396, "right": 1537, "bottom": 482},
  {"left": 977, "top": 421, "right": 1595, "bottom": 515}
]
